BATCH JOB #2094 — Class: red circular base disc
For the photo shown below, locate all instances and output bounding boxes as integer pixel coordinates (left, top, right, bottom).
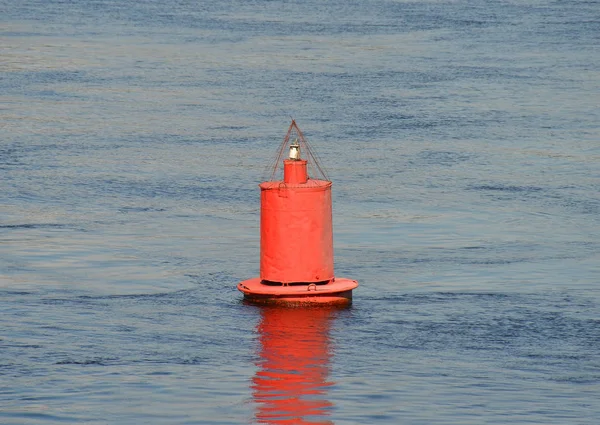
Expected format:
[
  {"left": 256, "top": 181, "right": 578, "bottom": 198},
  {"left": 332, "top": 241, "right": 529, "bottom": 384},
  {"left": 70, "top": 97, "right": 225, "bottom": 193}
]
[{"left": 237, "top": 277, "right": 358, "bottom": 307}]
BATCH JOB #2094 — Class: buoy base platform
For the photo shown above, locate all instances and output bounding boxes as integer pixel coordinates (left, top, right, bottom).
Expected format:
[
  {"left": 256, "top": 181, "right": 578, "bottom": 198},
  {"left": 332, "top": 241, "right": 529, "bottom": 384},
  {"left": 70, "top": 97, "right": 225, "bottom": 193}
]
[{"left": 238, "top": 278, "right": 358, "bottom": 307}]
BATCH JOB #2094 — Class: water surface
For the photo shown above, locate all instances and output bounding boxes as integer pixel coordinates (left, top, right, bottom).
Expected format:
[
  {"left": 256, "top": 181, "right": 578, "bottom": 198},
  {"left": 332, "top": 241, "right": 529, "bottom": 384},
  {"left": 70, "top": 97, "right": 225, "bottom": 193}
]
[{"left": 1, "top": 0, "right": 599, "bottom": 423}]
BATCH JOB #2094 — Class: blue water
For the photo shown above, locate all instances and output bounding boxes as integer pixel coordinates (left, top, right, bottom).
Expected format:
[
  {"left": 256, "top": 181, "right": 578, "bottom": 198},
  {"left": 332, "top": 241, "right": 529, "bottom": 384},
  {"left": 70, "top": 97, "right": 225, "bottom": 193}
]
[{"left": 1, "top": 0, "right": 599, "bottom": 423}]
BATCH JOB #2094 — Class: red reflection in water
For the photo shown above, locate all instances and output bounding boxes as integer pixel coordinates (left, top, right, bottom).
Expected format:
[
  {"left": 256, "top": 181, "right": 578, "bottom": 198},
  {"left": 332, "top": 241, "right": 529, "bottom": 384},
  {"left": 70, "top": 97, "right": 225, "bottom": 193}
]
[{"left": 252, "top": 306, "right": 338, "bottom": 425}]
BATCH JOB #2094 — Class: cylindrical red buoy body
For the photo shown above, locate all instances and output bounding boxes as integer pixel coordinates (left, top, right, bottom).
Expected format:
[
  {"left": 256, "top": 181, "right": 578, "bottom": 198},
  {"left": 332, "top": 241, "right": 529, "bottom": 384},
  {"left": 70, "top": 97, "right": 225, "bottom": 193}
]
[{"left": 260, "top": 160, "right": 333, "bottom": 284}]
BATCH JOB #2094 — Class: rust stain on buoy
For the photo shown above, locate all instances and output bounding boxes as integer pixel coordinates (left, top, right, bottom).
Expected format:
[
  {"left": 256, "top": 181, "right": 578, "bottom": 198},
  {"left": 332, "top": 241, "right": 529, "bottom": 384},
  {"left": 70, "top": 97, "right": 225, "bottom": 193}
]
[{"left": 238, "top": 120, "right": 358, "bottom": 306}]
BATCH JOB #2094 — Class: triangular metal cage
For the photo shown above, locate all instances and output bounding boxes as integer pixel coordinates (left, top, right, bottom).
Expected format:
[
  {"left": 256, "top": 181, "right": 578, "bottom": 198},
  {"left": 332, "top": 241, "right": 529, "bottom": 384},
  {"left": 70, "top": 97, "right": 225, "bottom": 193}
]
[{"left": 266, "top": 120, "right": 329, "bottom": 182}]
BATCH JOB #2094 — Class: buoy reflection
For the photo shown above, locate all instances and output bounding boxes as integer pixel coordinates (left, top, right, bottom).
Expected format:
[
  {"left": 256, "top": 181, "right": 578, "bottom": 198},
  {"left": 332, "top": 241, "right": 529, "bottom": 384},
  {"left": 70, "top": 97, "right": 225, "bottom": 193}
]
[{"left": 252, "top": 306, "right": 339, "bottom": 425}]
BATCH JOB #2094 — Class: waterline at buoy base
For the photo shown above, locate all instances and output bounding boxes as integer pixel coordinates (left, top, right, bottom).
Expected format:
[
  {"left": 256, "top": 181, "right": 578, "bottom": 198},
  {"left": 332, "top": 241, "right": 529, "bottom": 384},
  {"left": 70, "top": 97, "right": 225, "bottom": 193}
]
[{"left": 238, "top": 277, "right": 358, "bottom": 306}]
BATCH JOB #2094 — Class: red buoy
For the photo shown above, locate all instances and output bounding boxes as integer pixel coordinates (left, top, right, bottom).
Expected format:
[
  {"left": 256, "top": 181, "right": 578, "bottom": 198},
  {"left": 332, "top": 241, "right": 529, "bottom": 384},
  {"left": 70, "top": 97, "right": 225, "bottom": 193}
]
[{"left": 238, "top": 120, "right": 358, "bottom": 306}]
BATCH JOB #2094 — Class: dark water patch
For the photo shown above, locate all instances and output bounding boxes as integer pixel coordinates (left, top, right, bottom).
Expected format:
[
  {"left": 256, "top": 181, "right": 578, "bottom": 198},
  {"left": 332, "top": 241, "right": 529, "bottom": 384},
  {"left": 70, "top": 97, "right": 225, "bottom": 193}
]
[
  {"left": 4, "top": 140, "right": 82, "bottom": 158},
  {"left": 451, "top": 64, "right": 546, "bottom": 82},
  {"left": 212, "top": 19, "right": 402, "bottom": 38},
  {"left": 0, "top": 411, "right": 82, "bottom": 423},
  {"left": 4, "top": 342, "right": 43, "bottom": 349},
  {"left": 376, "top": 313, "right": 598, "bottom": 358},
  {"left": 467, "top": 257, "right": 536, "bottom": 265},
  {"left": 347, "top": 113, "right": 467, "bottom": 138},
  {"left": 146, "top": 370, "right": 173, "bottom": 376},
  {"left": 37, "top": 290, "right": 199, "bottom": 310},
  {"left": 560, "top": 194, "right": 600, "bottom": 216},
  {"left": 206, "top": 125, "right": 250, "bottom": 131},
  {"left": 364, "top": 291, "right": 513, "bottom": 304},
  {"left": 0, "top": 30, "right": 50, "bottom": 37},
  {"left": 0, "top": 145, "right": 26, "bottom": 166},
  {"left": 347, "top": 241, "right": 555, "bottom": 271},
  {"left": 452, "top": 18, "right": 494, "bottom": 28},
  {"left": 360, "top": 292, "right": 600, "bottom": 357},
  {"left": 187, "top": 271, "right": 236, "bottom": 283},
  {"left": 428, "top": 291, "right": 512, "bottom": 300},
  {"left": 179, "top": 356, "right": 206, "bottom": 365},
  {"left": 0, "top": 290, "right": 35, "bottom": 296},
  {"left": 357, "top": 110, "right": 428, "bottom": 132},
  {"left": 467, "top": 183, "right": 549, "bottom": 204},
  {"left": 549, "top": 375, "right": 600, "bottom": 384},
  {"left": 0, "top": 223, "right": 68, "bottom": 230},
  {"left": 95, "top": 176, "right": 253, "bottom": 205},
  {"left": 529, "top": 187, "right": 600, "bottom": 218},
  {"left": 118, "top": 206, "right": 167, "bottom": 214},
  {"left": 467, "top": 183, "right": 600, "bottom": 219},
  {"left": 40, "top": 297, "right": 108, "bottom": 308},
  {"left": 27, "top": 89, "right": 86, "bottom": 100},
  {"left": 56, "top": 357, "right": 117, "bottom": 366},
  {"left": 121, "top": 325, "right": 140, "bottom": 334},
  {"left": 523, "top": 352, "right": 588, "bottom": 362},
  {"left": 75, "top": 288, "right": 205, "bottom": 307},
  {"left": 470, "top": 184, "right": 544, "bottom": 193},
  {"left": 415, "top": 149, "right": 474, "bottom": 167},
  {"left": 1, "top": 70, "right": 90, "bottom": 91}
]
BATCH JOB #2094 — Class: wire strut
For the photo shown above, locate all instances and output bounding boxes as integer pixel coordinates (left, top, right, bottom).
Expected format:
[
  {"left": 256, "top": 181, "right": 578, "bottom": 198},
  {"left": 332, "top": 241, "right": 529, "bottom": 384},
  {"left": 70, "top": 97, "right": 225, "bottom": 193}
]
[{"left": 268, "top": 119, "right": 329, "bottom": 182}]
